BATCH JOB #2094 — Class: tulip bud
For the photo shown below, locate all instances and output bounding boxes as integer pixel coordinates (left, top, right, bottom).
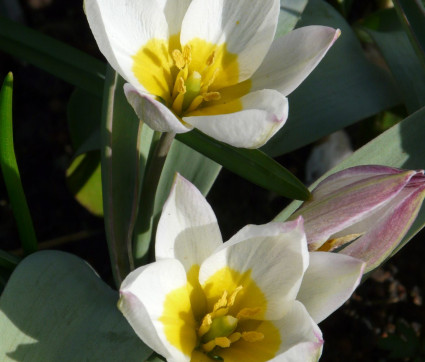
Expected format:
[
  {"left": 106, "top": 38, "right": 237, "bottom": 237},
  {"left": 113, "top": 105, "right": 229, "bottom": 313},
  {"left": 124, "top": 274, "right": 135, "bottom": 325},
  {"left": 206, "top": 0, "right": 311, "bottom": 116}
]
[{"left": 291, "top": 165, "right": 425, "bottom": 272}]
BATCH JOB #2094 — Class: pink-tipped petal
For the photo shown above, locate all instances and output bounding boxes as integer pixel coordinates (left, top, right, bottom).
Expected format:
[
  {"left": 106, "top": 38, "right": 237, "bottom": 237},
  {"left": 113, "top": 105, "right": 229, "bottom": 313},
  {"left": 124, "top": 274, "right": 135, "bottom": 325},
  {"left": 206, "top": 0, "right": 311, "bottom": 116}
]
[
  {"left": 124, "top": 84, "right": 191, "bottom": 133},
  {"left": 297, "top": 252, "right": 365, "bottom": 323},
  {"left": 341, "top": 183, "right": 425, "bottom": 272},
  {"left": 251, "top": 26, "right": 341, "bottom": 96},
  {"left": 293, "top": 167, "right": 417, "bottom": 249},
  {"left": 270, "top": 301, "right": 324, "bottom": 362},
  {"left": 184, "top": 89, "right": 288, "bottom": 148}
]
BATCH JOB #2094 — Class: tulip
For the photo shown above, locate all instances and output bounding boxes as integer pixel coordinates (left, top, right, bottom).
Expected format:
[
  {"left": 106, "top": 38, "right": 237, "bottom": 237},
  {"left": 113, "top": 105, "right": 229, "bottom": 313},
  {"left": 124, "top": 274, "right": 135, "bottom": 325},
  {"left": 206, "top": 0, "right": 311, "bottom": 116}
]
[
  {"left": 85, "top": 0, "right": 340, "bottom": 148},
  {"left": 118, "top": 174, "right": 364, "bottom": 361},
  {"left": 291, "top": 165, "right": 425, "bottom": 272}
]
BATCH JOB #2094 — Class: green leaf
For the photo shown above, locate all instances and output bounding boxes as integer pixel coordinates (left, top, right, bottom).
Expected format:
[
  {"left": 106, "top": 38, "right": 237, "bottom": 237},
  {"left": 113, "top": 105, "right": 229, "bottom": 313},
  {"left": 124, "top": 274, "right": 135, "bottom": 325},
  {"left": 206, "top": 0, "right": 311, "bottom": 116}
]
[
  {"left": 0, "top": 251, "right": 152, "bottom": 361},
  {"left": 262, "top": 0, "right": 401, "bottom": 156},
  {"left": 0, "top": 73, "right": 37, "bottom": 255},
  {"left": 0, "top": 250, "right": 20, "bottom": 271},
  {"left": 132, "top": 138, "right": 222, "bottom": 265},
  {"left": 65, "top": 88, "right": 103, "bottom": 216},
  {"left": 100, "top": 68, "right": 155, "bottom": 285},
  {"left": 366, "top": 29, "right": 425, "bottom": 113},
  {"left": 276, "top": 106, "right": 425, "bottom": 265},
  {"left": 66, "top": 151, "right": 103, "bottom": 217},
  {"left": 67, "top": 88, "right": 102, "bottom": 155},
  {"left": 0, "top": 15, "right": 105, "bottom": 96},
  {"left": 393, "top": 0, "right": 425, "bottom": 68},
  {"left": 276, "top": 0, "right": 308, "bottom": 37},
  {"left": 177, "top": 130, "right": 309, "bottom": 200}
]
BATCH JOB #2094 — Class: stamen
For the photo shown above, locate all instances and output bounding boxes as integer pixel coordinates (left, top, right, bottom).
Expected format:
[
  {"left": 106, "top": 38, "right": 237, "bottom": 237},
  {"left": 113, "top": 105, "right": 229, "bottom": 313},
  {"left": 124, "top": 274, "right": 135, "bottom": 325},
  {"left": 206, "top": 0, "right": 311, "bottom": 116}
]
[
  {"left": 242, "top": 331, "right": 264, "bottom": 343},
  {"left": 228, "top": 286, "right": 243, "bottom": 307},
  {"left": 182, "top": 44, "right": 192, "bottom": 65},
  {"left": 228, "top": 332, "right": 241, "bottom": 343},
  {"left": 185, "top": 95, "right": 204, "bottom": 113},
  {"left": 203, "top": 92, "right": 221, "bottom": 102},
  {"left": 172, "top": 49, "right": 185, "bottom": 69},
  {"left": 172, "top": 75, "right": 186, "bottom": 99},
  {"left": 171, "top": 92, "right": 185, "bottom": 115},
  {"left": 317, "top": 233, "right": 363, "bottom": 252},
  {"left": 213, "top": 291, "right": 228, "bottom": 312},
  {"left": 198, "top": 313, "right": 213, "bottom": 337},
  {"left": 202, "top": 340, "right": 217, "bottom": 353},
  {"left": 236, "top": 307, "right": 262, "bottom": 320},
  {"left": 202, "top": 68, "right": 220, "bottom": 92},
  {"left": 177, "top": 77, "right": 186, "bottom": 94},
  {"left": 206, "top": 50, "right": 216, "bottom": 66},
  {"left": 215, "top": 337, "right": 231, "bottom": 348}
]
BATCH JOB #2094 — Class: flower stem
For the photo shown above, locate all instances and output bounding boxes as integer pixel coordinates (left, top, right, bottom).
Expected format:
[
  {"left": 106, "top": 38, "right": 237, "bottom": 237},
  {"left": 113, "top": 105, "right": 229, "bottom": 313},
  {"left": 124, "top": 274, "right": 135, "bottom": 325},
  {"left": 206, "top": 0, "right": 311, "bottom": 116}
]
[{"left": 132, "top": 131, "right": 175, "bottom": 266}]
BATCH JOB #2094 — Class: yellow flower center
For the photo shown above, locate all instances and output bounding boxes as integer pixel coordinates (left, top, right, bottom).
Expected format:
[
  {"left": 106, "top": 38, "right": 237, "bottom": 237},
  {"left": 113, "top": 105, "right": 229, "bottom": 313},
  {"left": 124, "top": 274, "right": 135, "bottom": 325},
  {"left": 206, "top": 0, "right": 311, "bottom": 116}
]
[
  {"left": 197, "top": 285, "right": 266, "bottom": 359},
  {"left": 159, "top": 266, "right": 281, "bottom": 362},
  {"left": 170, "top": 44, "right": 222, "bottom": 115},
  {"left": 132, "top": 36, "right": 251, "bottom": 118}
]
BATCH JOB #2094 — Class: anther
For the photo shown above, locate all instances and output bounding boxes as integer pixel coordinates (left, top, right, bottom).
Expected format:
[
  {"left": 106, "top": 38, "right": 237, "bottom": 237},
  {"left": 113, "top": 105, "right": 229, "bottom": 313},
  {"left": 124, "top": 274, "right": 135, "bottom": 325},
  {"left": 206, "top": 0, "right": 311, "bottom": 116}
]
[
  {"left": 242, "top": 331, "right": 264, "bottom": 343},
  {"left": 206, "top": 50, "right": 216, "bottom": 66},
  {"left": 183, "top": 44, "right": 192, "bottom": 65},
  {"left": 172, "top": 49, "right": 186, "bottom": 69},
  {"left": 203, "top": 92, "right": 221, "bottom": 102}
]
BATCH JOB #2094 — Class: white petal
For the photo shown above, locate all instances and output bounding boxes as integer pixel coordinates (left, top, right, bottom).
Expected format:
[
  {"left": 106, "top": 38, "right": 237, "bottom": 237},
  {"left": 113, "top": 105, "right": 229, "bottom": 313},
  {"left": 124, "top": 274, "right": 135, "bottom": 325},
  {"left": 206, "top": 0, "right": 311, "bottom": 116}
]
[
  {"left": 124, "top": 84, "right": 191, "bottom": 133},
  {"left": 184, "top": 89, "right": 288, "bottom": 148},
  {"left": 297, "top": 252, "right": 365, "bottom": 324},
  {"left": 180, "top": 0, "right": 280, "bottom": 81},
  {"left": 85, "top": 0, "right": 169, "bottom": 89},
  {"left": 156, "top": 0, "right": 191, "bottom": 36},
  {"left": 156, "top": 174, "right": 223, "bottom": 271},
  {"left": 270, "top": 301, "right": 323, "bottom": 362},
  {"left": 251, "top": 26, "right": 340, "bottom": 96},
  {"left": 119, "top": 259, "right": 193, "bottom": 362},
  {"left": 199, "top": 218, "right": 309, "bottom": 320}
]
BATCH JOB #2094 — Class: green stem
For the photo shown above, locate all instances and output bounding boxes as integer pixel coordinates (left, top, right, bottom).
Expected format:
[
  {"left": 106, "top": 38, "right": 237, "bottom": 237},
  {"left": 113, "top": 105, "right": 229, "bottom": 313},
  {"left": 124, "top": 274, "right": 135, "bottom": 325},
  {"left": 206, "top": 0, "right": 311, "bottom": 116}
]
[
  {"left": 132, "top": 131, "right": 175, "bottom": 265},
  {"left": 0, "top": 73, "right": 38, "bottom": 255}
]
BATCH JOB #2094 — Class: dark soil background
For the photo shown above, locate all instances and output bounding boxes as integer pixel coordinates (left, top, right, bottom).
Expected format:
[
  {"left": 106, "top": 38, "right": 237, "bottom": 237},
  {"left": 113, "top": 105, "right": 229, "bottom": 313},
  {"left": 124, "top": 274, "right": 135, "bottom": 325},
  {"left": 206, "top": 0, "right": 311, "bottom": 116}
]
[{"left": 1, "top": 0, "right": 425, "bottom": 361}]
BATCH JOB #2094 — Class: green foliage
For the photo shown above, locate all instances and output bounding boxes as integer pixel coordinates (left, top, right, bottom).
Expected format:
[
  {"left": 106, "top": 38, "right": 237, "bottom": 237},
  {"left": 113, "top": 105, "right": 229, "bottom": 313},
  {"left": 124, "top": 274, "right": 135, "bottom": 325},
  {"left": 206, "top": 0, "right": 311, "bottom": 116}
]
[
  {"left": 262, "top": 0, "right": 401, "bottom": 156},
  {"left": 0, "top": 15, "right": 105, "bottom": 95},
  {"left": 0, "top": 251, "right": 153, "bottom": 361},
  {"left": 0, "top": 73, "right": 37, "bottom": 255}
]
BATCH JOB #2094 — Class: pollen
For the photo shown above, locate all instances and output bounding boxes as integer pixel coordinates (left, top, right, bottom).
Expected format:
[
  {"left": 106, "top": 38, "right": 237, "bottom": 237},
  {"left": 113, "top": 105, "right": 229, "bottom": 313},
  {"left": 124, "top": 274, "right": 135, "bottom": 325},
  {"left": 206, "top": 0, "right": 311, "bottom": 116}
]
[
  {"left": 169, "top": 43, "right": 223, "bottom": 115},
  {"left": 197, "top": 285, "right": 268, "bottom": 358},
  {"left": 132, "top": 37, "right": 247, "bottom": 118}
]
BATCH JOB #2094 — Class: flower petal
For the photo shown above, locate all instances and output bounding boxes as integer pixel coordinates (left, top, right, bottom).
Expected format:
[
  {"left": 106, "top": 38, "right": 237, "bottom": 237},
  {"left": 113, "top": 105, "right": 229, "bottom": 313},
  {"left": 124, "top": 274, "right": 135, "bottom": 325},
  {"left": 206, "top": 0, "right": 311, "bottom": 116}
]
[
  {"left": 119, "top": 259, "right": 196, "bottom": 362},
  {"left": 297, "top": 252, "right": 365, "bottom": 324},
  {"left": 251, "top": 26, "right": 340, "bottom": 96},
  {"left": 269, "top": 301, "right": 323, "bottom": 362},
  {"left": 85, "top": 0, "right": 168, "bottom": 90},
  {"left": 156, "top": 0, "right": 191, "bottom": 36},
  {"left": 124, "top": 84, "right": 191, "bottom": 133},
  {"left": 199, "top": 218, "right": 309, "bottom": 320},
  {"left": 307, "top": 165, "right": 409, "bottom": 200},
  {"left": 180, "top": 0, "right": 280, "bottom": 82},
  {"left": 184, "top": 89, "right": 288, "bottom": 148},
  {"left": 156, "top": 173, "right": 223, "bottom": 271},
  {"left": 293, "top": 167, "right": 417, "bottom": 249},
  {"left": 341, "top": 183, "right": 425, "bottom": 272}
]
